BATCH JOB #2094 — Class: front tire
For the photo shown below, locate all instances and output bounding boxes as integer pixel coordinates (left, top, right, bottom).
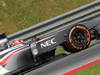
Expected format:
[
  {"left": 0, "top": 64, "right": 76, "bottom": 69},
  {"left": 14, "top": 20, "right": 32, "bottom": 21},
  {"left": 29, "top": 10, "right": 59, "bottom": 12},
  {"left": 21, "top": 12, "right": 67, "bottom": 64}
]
[{"left": 63, "top": 25, "right": 91, "bottom": 52}]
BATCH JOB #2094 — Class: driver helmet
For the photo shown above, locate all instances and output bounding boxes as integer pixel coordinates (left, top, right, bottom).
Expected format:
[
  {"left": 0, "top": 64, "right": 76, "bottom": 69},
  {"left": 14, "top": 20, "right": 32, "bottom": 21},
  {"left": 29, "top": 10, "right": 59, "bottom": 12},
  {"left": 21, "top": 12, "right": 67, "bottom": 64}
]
[{"left": 11, "top": 39, "right": 24, "bottom": 46}]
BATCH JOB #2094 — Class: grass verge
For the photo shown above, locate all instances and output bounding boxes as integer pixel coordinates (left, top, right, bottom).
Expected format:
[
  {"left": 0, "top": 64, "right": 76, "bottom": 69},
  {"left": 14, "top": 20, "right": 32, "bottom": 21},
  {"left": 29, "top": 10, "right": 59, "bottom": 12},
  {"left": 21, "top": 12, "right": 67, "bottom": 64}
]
[
  {"left": 75, "top": 62, "right": 100, "bottom": 75},
  {"left": 0, "top": 0, "right": 94, "bottom": 34}
]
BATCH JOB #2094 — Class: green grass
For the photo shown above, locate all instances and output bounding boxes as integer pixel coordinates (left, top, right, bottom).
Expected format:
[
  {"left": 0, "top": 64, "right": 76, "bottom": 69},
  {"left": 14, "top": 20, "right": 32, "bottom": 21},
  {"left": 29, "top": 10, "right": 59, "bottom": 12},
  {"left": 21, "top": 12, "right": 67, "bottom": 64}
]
[
  {"left": 75, "top": 62, "right": 100, "bottom": 75},
  {"left": 0, "top": 0, "right": 94, "bottom": 34},
  {"left": 55, "top": 46, "right": 65, "bottom": 55}
]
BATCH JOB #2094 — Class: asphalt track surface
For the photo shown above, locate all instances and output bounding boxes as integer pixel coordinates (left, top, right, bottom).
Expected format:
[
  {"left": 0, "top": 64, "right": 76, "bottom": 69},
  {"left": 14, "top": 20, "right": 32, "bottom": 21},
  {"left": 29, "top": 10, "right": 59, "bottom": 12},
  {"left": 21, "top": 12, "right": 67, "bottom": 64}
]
[{"left": 24, "top": 40, "right": 100, "bottom": 75}]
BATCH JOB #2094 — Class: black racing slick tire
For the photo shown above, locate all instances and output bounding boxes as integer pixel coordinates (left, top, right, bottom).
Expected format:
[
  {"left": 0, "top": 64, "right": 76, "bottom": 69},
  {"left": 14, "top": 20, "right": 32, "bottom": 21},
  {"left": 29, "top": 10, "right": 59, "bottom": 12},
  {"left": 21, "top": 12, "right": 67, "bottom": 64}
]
[{"left": 63, "top": 25, "right": 91, "bottom": 52}]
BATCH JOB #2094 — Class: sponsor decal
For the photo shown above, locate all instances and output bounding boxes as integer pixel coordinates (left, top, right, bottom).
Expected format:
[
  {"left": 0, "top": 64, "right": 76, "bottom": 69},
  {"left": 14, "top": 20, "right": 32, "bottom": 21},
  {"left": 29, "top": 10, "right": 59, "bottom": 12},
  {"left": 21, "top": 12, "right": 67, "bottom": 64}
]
[{"left": 40, "top": 38, "right": 56, "bottom": 48}]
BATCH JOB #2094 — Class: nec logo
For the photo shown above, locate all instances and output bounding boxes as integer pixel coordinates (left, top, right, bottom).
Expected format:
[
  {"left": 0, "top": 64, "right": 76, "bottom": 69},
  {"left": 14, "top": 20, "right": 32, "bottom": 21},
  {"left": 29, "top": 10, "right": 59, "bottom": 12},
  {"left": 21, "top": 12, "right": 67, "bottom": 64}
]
[{"left": 40, "top": 38, "right": 56, "bottom": 48}]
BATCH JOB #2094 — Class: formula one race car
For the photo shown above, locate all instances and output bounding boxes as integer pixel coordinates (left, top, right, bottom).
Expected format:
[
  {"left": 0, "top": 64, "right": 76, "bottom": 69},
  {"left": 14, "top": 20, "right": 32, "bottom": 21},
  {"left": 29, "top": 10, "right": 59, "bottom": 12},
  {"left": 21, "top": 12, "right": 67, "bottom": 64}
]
[{"left": 0, "top": 18, "right": 100, "bottom": 75}]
